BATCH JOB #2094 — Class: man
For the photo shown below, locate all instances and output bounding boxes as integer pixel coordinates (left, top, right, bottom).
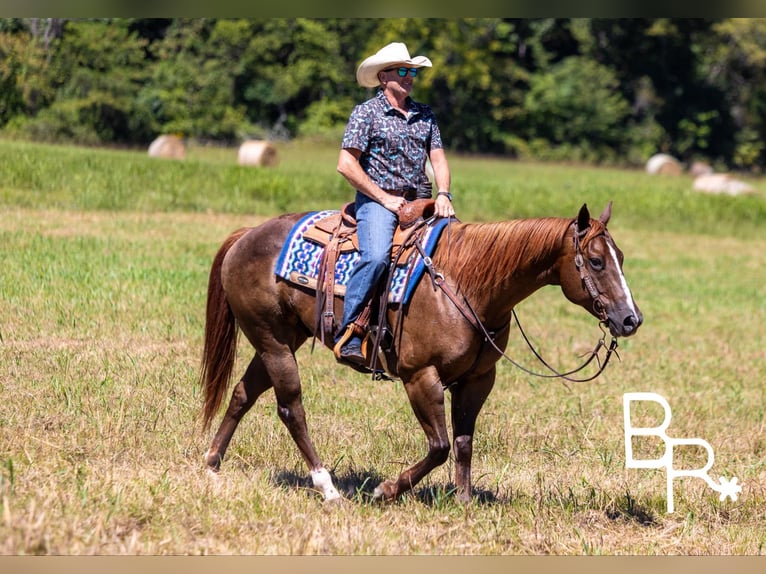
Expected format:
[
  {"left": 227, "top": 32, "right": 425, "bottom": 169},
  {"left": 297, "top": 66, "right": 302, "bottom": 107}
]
[{"left": 333, "top": 41, "right": 454, "bottom": 366}]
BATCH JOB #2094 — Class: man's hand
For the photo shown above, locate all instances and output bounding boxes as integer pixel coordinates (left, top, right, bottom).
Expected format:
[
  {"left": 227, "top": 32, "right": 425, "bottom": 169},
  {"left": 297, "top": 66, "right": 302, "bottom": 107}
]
[
  {"left": 381, "top": 194, "right": 407, "bottom": 214},
  {"left": 434, "top": 193, "right": 455, "bottom": 218}
]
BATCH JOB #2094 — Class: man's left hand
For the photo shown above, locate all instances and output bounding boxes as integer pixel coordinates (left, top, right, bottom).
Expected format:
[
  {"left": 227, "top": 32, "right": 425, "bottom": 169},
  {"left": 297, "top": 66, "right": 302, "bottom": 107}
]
[{"left": 434, "top": 193, "right": 455, "bottom": 218}]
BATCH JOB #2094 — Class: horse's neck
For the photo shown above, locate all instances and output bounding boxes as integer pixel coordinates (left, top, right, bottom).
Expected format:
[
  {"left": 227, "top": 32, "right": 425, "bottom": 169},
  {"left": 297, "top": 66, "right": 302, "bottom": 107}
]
[{"left": 435, "top": 218, "right": 570, "bottom": 322}]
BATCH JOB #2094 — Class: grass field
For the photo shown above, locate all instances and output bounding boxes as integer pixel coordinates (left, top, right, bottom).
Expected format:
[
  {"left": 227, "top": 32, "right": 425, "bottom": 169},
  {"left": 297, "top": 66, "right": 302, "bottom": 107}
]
[{"left": 0, "top": 139, "right": 765, "bottom": 554}]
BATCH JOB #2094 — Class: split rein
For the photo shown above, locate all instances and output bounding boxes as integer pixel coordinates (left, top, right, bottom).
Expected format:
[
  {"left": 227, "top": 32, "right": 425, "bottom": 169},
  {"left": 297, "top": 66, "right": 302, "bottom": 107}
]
[{"left": 415, "top": 217, "right": 620, "bottom": 385}]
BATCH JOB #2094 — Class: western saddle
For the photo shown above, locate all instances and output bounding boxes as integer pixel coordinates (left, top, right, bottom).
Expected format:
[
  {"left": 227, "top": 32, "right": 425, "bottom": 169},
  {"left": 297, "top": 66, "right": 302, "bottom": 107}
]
[{"left": 302, "top": 198, "right": 437, "bottom": 370}]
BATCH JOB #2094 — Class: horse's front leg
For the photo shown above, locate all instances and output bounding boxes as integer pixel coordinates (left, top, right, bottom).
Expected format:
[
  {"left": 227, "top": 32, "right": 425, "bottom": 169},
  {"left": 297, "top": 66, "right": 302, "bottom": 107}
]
[
  {"left": 449, "top": 369, "right": 496, "bottom": 503},
  {"left": 374, "top": 366, "right": 450, "bottom": 501}
]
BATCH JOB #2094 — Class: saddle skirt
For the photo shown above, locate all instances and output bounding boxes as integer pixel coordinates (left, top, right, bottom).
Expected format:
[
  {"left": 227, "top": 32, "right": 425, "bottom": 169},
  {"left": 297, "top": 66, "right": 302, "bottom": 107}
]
[{"left": 274, "top": 207, "right": 450, "bottom": 305}]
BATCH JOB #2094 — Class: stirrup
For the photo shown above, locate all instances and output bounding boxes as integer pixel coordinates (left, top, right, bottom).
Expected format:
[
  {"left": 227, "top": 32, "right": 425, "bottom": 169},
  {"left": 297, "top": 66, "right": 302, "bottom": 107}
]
[
  {"left": 333, "top": 325, "right": 370, "bottom": 361},
  {"left": 335, "top": 324, "right": 387, "bottom": 375},
  {"left": 333, "top": 325, "right": 358, "bottom": 361},
  {"left": 333, "top": 325, "right": 394, "bottom": 380}
]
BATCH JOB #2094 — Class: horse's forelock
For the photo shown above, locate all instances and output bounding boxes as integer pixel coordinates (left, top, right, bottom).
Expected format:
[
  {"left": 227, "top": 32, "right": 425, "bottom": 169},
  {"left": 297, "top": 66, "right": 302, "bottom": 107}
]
[{"left": 579, "top": 218, "right": 609, "bottom": 249}]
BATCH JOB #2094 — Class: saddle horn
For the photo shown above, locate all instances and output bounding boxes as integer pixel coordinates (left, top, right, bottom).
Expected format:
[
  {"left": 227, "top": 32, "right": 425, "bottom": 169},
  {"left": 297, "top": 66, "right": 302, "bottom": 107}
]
[{"left": 399, "top": 198, "right": 436, "bottom": 229}]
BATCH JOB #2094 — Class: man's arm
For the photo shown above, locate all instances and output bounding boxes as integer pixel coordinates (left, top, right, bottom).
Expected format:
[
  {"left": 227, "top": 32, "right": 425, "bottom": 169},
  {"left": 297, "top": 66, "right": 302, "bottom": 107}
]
[
  {"left": 430, "top": 148, "right": 454, "bottom": 218},
  {"left": 337, "top": 148, "right": 406, "bottom": 214}
]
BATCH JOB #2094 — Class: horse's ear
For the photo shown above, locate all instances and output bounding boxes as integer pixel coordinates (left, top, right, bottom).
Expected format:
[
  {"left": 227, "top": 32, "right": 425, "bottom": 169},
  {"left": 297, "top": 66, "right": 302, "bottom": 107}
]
[
  {"left": 577, "top": 203, "right": 591, "bottom": 231},
  {"left": 598, "top": 201, "right": 613, "bottom": 225}
]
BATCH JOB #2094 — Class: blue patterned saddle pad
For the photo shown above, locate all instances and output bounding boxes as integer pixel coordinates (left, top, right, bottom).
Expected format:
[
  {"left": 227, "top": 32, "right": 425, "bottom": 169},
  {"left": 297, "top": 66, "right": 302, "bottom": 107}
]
[{"left": 275, "top": 210, "right": 449, "bottom": 305}]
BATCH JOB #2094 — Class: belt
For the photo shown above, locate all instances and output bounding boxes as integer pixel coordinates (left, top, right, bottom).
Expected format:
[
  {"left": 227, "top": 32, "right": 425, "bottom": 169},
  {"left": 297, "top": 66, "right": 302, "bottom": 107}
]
[{"left": 382, "top": 189, "right": 417, "bottom": 200}]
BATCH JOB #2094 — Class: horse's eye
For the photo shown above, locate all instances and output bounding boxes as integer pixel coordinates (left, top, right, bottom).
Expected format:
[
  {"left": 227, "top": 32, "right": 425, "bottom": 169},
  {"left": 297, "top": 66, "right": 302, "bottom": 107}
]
[{"left": 589, "top": 257, "right": 603, "bottom": 270}]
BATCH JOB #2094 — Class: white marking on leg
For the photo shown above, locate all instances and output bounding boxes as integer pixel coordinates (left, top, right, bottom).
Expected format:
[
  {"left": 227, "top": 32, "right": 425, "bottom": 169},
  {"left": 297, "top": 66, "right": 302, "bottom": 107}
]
[
  {"left": 607, "top": 241, "right": 638, "bottom": 316},
  {"left": 311, "top": 467, "right": 341, "bottom": 501}
]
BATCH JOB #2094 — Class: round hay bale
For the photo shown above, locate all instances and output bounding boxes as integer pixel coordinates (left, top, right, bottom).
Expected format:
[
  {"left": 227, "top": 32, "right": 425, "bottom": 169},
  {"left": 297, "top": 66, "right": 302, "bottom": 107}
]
[
  {"left": 692, "top": 173, "right": 755, "bottom": 196},
  {"left": 689, "top": 161, "right": 714, "bottom": 177},
  {"left": 238, "top": 140, "right": 279, "bottom": 167},
  {"left": 646, "top": 153, "right": 682, "bottom": 176},
  {"left": 148, "top": 135, "right": 186, "bottom": 160}
]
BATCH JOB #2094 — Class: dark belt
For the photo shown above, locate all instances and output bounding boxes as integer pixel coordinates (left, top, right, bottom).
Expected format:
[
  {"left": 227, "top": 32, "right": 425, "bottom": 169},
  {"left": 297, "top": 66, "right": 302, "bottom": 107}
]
[{"left": 382, "top": 189, "right": 417, "bottom": 200}]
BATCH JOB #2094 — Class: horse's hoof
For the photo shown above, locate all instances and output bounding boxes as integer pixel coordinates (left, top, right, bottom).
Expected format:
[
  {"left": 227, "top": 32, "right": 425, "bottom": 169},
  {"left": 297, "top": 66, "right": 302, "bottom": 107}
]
[
  {"left": 204, "top": 450, "right": 222, "bottom": 472},
  {"left": 372, "top": 481, "right": 396, "bottom": 502},
  {"left": 322, "top": 494, "right": 346, "bottom": 510},
  {"left": 323, "top": 489, "right": 342, "bottom": 502}
]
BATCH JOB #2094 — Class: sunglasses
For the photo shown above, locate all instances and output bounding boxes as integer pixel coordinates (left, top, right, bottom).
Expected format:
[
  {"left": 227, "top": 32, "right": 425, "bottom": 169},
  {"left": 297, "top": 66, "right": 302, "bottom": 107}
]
[{"left": 384, "top": 67, "right": 419, "bottom": 78}]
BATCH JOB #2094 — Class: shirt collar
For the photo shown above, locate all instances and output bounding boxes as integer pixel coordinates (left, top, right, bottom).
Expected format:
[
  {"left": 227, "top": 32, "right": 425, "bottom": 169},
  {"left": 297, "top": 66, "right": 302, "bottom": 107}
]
[{"left": 376, "top": 89, "right": 417, "bottom": 117}]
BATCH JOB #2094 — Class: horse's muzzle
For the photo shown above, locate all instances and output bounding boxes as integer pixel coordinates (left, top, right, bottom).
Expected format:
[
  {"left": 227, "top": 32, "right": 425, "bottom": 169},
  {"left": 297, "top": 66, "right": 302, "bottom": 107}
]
[{"left": 608, "top": 307, "right": 643, "bottom": 337}]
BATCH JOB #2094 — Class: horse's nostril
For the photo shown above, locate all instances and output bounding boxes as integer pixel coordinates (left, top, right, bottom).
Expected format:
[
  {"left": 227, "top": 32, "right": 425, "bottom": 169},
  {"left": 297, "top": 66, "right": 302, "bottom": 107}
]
[{"left": 623, "top": 314, "right": 641, "bottom": 330}]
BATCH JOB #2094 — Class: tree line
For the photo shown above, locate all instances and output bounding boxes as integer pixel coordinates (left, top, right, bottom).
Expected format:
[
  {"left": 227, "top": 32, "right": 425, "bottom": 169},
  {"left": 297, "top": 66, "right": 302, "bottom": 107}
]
[{"left": 1, "top": 18, "right": 765, "bottom": 171}]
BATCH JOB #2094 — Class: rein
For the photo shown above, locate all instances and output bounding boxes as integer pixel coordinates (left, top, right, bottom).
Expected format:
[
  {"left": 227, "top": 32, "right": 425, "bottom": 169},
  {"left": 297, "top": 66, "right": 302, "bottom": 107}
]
[{"left": 421, "top": 217, "right": 620, "bottom": 385}]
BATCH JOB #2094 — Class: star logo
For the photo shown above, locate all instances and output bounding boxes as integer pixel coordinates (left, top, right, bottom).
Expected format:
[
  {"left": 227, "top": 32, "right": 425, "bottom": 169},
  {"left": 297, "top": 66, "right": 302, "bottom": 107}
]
[{"left": 717, "top": 476, "right": 742, "bottom": 502}]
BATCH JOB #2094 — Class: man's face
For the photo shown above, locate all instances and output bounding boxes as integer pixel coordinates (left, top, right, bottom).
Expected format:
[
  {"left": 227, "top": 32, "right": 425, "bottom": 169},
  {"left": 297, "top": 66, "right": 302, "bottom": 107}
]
[{"left": 380, "top": 67, "right": 417, "bottom": 97}]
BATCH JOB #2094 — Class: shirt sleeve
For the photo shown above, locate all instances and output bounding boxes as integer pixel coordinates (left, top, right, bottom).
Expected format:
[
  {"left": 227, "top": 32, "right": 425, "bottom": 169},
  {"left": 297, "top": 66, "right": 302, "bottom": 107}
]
[
  {"left": 341, "top": 103, "right": 371, "bottom": 152},
  {"left": 426, "top": 107, "right": 444, "bottom": 151}
]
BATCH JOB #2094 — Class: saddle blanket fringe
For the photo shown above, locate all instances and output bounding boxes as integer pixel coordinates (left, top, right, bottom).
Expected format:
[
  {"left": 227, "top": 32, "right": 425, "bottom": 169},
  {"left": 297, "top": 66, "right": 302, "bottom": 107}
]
[{"left": 275, "top": 210, "right": 449, "bottom": 305}]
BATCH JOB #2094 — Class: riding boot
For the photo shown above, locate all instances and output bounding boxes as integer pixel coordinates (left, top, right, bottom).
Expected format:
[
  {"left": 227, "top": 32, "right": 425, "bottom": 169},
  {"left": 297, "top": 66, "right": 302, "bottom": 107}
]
[{"left": 334, "top": 324, "right": 367, "bottom": 365}]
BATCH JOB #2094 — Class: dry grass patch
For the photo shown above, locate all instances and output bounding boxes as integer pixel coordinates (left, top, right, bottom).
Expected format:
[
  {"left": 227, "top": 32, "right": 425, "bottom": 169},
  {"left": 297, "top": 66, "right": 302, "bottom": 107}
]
[{"left": 1, "top": 207, "right": 765, "bottom": 554}]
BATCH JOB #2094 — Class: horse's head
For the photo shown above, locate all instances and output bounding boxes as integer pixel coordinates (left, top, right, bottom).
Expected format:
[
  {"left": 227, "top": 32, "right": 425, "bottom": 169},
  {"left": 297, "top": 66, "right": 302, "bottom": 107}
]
[{"left": 559, "top": 202, "right": 643, "bottom": 338}]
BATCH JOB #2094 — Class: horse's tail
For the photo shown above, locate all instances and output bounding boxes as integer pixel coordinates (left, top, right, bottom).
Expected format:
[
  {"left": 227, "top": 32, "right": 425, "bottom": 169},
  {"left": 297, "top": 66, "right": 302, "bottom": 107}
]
[{"left": 200, "top": 227, "right": 249, "bottom": 432}]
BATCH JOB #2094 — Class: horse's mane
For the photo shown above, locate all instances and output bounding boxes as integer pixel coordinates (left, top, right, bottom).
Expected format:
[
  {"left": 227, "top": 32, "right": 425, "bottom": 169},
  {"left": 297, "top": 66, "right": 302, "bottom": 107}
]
[{"left": 432, "top": 217, "right": 573, "bottom": 299}]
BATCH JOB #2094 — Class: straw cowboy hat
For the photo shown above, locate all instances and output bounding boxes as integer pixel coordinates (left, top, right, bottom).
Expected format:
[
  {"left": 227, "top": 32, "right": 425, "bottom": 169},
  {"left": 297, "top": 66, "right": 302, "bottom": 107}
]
[{"left": 356, "top": 42, "right": 432, "bottom": 88}]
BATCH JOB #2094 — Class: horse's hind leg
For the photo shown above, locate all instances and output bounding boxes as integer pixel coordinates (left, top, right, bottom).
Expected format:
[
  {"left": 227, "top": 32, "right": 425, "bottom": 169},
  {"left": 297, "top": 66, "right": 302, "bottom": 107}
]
[
  {"left": 205, "top": 348, "right": 340, "bottom": 501},
  {"left": 205, "top": 354, "right": 272, "bottom": 472},
  {"left": 263, "top": 345, "right": 341, "bottom": 501}
]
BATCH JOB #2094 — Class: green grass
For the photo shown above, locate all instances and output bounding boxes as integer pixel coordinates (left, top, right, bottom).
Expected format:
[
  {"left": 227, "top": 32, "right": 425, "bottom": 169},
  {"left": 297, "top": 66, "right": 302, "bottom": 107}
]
[
  {"left": 0, "top": 139, "right": 765, "bottom": 554},
  {"left": 2, "top": 138, "right": 764, "bottom": 236}
]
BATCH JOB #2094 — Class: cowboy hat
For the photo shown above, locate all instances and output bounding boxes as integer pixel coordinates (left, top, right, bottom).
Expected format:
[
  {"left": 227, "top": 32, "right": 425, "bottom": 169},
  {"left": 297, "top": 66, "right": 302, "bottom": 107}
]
[{"left": 356, "top": 42, "right": 432, "bottom": 88}]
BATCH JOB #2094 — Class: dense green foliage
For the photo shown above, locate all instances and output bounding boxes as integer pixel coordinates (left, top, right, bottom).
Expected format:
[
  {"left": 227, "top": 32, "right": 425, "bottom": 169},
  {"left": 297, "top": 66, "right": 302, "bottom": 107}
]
[{"left": 2, "top": 18, "right": 766, "bottom": 171}]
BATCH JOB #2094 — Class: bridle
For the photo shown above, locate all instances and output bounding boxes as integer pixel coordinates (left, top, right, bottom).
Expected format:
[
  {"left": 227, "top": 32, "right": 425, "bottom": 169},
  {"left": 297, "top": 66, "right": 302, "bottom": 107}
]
[
  {"left": 573, "top": 219, "right": 609, "bottom": 323},
  {"left": 418, "top": 217, "right": 620, "bottom": 385}
]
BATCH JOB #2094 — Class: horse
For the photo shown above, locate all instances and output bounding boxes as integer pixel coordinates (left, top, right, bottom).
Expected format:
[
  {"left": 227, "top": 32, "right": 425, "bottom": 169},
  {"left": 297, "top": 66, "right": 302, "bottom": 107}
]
[{"left": 199, "top": 202, "right": 643, "bottom": 503}]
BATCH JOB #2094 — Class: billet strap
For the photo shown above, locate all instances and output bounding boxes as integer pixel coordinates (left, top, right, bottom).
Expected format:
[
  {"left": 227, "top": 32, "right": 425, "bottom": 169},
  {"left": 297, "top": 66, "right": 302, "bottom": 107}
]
[
  {"left": 321, "top": 238, "right": 340, "bottom": 341},
  {"left": 312, "top": 209, "right": 354, "bottom": 349}
]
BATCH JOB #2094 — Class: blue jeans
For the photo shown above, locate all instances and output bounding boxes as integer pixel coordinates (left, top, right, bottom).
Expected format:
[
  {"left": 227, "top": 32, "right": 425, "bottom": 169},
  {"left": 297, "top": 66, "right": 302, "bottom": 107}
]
[{"left": 337, "top": 192, "right": 398, "bottom": 340}]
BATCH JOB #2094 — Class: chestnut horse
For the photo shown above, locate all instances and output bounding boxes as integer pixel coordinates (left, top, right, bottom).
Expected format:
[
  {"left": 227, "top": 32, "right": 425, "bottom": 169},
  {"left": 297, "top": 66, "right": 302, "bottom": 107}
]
[{"left": 200, "top": 202, "right": 642, "bottom": 502}]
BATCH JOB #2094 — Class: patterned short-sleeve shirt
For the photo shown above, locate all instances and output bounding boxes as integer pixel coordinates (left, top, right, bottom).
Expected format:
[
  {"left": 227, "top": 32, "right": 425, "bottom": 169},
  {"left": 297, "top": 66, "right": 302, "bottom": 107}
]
[{"left": 341, "top": 90, "right": 443, "bottom": 196}]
